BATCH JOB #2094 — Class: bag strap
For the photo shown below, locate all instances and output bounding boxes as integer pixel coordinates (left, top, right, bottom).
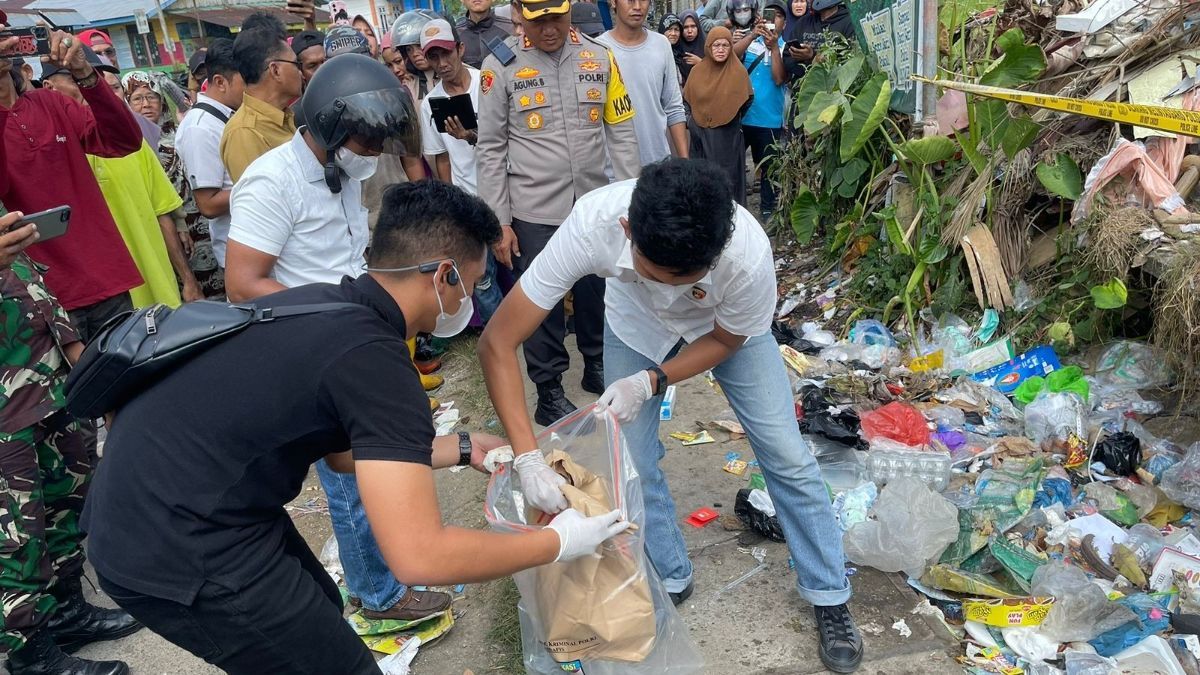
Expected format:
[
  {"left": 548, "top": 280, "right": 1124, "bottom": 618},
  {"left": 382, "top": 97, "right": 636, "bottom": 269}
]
[
  {"left": 193, "top": 102, "right": 230, "bottom": 124},
  {"left": 746, "top": 48, "right": 768, "bottom": 76},
  {"left": 250, "top": 302, "right": 363, "bottom": 322}
]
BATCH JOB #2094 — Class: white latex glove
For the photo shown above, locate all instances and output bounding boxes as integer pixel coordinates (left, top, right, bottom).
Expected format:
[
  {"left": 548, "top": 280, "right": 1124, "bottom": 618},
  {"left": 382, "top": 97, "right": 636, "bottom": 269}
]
[
  {"left": 594, "top": 370, "right": 653, "bottom": 423},
  {"left": 546, "top": 508, "right": 631, "bottom": 562},
  {"left": 512, "top": 451, "right": 568, "bottom": 513}
]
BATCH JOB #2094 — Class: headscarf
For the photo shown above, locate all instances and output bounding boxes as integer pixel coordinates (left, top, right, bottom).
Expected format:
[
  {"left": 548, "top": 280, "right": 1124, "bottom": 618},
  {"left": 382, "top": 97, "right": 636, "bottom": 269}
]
[
  {"left": 784, "top": 0, "right": 810, "bottom": 34},
  {"left": 676, "top": 10, "right": 706, "bottom": 84},
  {"left": 121, "top": 70, "right": 191, "bottom": 146},
  {"left": 683, "top": 27, "right": 752, "bottom": 128},
  {"left": 659, "top": 13, "right": 682, "bottom": 34}
]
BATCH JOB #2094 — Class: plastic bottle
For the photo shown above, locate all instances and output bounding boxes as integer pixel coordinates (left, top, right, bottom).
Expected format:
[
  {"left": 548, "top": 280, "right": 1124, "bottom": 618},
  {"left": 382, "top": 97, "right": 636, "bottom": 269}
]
[{"left": 866, "top": 445, "right": 952, "bottom": 492}]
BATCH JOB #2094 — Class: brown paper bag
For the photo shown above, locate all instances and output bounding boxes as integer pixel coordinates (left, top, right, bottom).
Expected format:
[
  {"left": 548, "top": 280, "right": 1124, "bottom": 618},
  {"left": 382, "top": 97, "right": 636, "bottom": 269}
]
[{"left": 531, "top": 450, "right": 656, "bottom": 664}]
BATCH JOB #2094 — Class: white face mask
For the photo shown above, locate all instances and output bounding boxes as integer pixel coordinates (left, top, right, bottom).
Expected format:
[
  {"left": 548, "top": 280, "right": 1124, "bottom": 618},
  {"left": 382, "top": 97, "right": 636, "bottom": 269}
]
[
  {"left": 432, "top": 267, "right": 474, "bottom": 338},
  {"left": 335, "top": 146, "right": 379, "bottom": 181},
  {"left": 732, "top": 8, "right": 753, "bottom": 25}
]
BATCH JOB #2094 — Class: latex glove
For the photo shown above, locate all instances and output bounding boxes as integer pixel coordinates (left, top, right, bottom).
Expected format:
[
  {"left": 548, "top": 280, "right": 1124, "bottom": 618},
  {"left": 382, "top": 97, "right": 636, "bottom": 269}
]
[
  {"left": 512, "top": 451, "right": 568, "bottom": 513},
  {"left": 546, "top": 508, "right": 631, "bottom": 562},
  {"left": 594, "top": 371, "right": 653, "bottom": 423}
]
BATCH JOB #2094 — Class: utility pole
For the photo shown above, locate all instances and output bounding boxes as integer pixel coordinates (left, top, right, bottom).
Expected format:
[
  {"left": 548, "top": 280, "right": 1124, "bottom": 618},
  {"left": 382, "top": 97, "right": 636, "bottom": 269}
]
[
  {"left": 193, "top": 0, "right": 207, "bottom": 47},
  {"left": 155, "top": 0, "right": 175, "bottom": 65}
]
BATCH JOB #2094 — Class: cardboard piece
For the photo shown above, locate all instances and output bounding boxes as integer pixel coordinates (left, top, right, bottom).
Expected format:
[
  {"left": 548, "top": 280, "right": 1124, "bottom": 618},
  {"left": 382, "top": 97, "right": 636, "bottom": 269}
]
[
  {"left": 961, "top": 226, "right": 1014, "bottom": 310},
  {"left": 1149, "top": 547, "right": 1200, "bottom": 593}
]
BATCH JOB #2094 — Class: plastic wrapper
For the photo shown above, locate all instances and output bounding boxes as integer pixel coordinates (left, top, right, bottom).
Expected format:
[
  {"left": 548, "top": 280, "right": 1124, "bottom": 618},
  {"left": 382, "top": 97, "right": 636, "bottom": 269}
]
[
  {"left": 1094, "top": 432, "right": 1142, "bottom": 477},
  {"left": 1025, "top": 392, "right": 1086, "bottom": 447},
  {"left": 1083, "top": 482, "right": 1140, "bottom": 526},
  {"left": 1161, "top": 443, "right": 1200, "bottom": 510},
  {"left": 925, "top": 405, "right": 966, "bottom": 429},
  {"left": 1064, "top": 650, "right": 1118, "bottom": 675},
  {"left": 485, "top": 408, "right": 703, "bottom": 674},
  {"left": 1113, "top": 478, "right": 1157, "bottom": 519},
  {"left": 859, "top": 402, "right": 931, "bottom": 446},
  {"left": 1014, "top": 366, "right": 1091, "bottom": 405},
  {"left": 1124, "top": 523, "right": 1166, "bottom": 565},
  {"left": 1088, "top": 594, "right": 1171, "bottom": 657},
  {"left": 734, "top": 488, "right": 785, "bottom": 542},
  {"left": 842, "top": 477, "right": 959, "bottom": 577},
  {"left": 849, "top": 319, "right": 895, "bottom": 347},
  {"left": 934, "top": 377, "right": 1024, "bottom": 436},
  {"left": 818, "top": 342, "right": 903, "bottom": 369},
  {"left": 1031, "top": 562, "right": 1138, "bottom": 643},
  {"left": 832, "top": 482, "right": 877, "bottom": 531},
  {"left": 320, "top": 534, "right": 342, "bottom": 581},
  {"left": 1094, "top": 341, "right": 1171, "bottom": 389}
]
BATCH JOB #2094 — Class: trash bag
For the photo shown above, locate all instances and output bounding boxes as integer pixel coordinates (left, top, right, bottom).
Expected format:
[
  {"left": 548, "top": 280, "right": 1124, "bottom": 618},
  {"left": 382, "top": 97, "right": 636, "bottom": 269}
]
[
  {"left": 1031, "top": 562, "right": 1138, "bottom": 643},
  {"left": 797, "top": 386, "right": 862, "bottom": 447},
  {"left": 850, "top": 319, "right": 895, "bottom": 347},
  {"left": 843, "top": 476, "right": 959, "bottom": 577},
  {"left": 1013, "top": 366, "right": 1091, "bottom": 406},
  {"left": 735, "top": 488, "right": 786, "bottom": 542},
  {"left": 1082, "top": 482, "right": 1139, "bottom": 526},
  {"left": 1088, "top": 594, "right": 1171, "bottom": 657},
  {"left": 1094, "top": 341, "right": 1170, "bottom": 389},
  {"left": 485, "top": 407, "right": 703, "bottom": 674},
  {"left": 859, "top": 402, "right": 931, "bottom": 447},
  {"left": 1161, "top": 442, "right": 1200, "bottom": 511},
  {"left": 1094, "top": 432, "right": 1141, "bottom": 477}
]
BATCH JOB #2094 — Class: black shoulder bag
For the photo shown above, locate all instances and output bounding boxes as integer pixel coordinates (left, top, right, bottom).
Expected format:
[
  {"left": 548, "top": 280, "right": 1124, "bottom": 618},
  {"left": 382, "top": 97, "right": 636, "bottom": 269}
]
[{"left": 64, "top": 301, "right": 359, "bottom": 419}]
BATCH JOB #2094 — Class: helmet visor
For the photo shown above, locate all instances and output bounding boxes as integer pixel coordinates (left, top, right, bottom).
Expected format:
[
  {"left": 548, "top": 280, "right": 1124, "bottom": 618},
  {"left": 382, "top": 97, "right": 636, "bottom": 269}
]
[{"left": 334, "top": 87, "right": 419, "bottom": 156}]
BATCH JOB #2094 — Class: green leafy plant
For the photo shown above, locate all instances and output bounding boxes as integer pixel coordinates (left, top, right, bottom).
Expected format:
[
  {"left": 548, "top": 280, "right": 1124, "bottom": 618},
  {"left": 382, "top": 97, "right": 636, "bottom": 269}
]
[{"left": 1036, "top": 153, "right": 1083, "bottom": 200}]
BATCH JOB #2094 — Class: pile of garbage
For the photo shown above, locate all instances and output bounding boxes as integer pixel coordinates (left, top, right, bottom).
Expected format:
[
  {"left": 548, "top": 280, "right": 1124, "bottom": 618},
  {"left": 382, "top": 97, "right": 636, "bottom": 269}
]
[{"left": 749, "top": 314, "right": 1200, "bottom": 674}]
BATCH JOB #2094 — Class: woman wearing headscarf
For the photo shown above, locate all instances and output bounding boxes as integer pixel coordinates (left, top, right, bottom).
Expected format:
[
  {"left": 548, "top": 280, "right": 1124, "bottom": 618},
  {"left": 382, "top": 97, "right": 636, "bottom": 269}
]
[
  {"left": 122, "top": 70, "right": 224, "bottom": 299},
  {"left": 783, "top": 0, "right": 815, "bottom": 79},
  {"left": 660, "top": 13, "right": 682, "bottom": 46},
  {"left": 683, "top": 26, "right": 753, "bottom": 205},
  {"left": 675, "top": 10, "right": 706, "bottom": 86}
]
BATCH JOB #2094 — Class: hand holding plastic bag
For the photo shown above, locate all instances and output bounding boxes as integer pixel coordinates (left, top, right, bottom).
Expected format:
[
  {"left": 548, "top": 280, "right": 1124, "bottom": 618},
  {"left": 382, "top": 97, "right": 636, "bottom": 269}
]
[
  {"left": 513, "top": 451, "right": 568, "bottom": 513},
  {"left": 547, "top": 508, "right": 631, "bottom": 562},
  {"left": 595, "top": 371, "right": 653, "bottom": 423}
]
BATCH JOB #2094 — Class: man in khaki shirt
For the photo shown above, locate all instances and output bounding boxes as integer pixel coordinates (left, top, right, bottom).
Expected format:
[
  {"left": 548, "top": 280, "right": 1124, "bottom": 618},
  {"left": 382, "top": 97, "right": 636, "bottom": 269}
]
[
  {"left": 476, "top": 0, "right": 640, "bottom": 426},
  {"left": 220, "top": 19, "right": 302, "bottom": 183}
]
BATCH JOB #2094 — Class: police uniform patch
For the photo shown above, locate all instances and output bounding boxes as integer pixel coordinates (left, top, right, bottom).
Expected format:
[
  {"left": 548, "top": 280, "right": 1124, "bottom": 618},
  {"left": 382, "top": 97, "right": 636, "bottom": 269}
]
[
  {"left": 579, "top": 50, "right": 595, "bottom": 59},
  {"left": 534, "top": 91, "right": 547, "bottom": 105},
  {"left": 586, "top": 88, "right": 601, "bottom": 101},
  {"left": 580, "top": 61, "right": 600, "bottom": 72},
  {"left": 527, "top": 111, "right": 544, "bottom": 129},
  {"left": 515, "top": 67, "right": 540, "bottom": 79},
  {"left": 588, "top": 107, "right": 600, "bottom": 123},
  {"left": 569, "top": 27, "right": 581, "bottom": 44},
  {"left": 522, "top": 36, "right": 533, "bottom": 49},
  {"left": 519, "top": 94, "right": 531, "bottom": 107},
  {"left": 481, "top": 70, "right": 495, "bottom": 94}
]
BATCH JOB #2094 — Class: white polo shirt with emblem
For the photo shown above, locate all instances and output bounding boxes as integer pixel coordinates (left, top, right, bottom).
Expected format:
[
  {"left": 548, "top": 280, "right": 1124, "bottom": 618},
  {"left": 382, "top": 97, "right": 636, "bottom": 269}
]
[
  {"left": 228, "top": 131, "right": 369, "bottom": 288},
  {"left": 520, "top": 179, "right": 777, "bottom": 363}
]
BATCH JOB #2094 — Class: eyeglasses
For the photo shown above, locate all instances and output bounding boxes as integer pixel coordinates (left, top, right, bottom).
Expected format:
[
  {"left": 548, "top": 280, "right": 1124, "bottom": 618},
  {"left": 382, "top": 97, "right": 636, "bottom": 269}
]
[
  {"left": 128, "top": 94, "right": 161, "bottom": 105},
  {"left": 94, "top": 47, "right": 116, "bottom": 58},
  {"left": 270, "top": 58, "right": 303, "bottom": 72}
]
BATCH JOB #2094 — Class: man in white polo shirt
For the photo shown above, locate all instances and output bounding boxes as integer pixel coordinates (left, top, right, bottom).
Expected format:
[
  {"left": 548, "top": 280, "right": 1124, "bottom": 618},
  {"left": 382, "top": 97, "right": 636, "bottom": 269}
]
[
  {"left": 175, "top": 38, "right": 243, "bottom": 276},
  {"left": 226, "top": 54, "right": 454, "bottom": 624},
  {"left": 479, "top": 159, "right": 864, "bottom": 674},
  {"left": 417, "top": 19, "right": 502, "bottom": 322}
]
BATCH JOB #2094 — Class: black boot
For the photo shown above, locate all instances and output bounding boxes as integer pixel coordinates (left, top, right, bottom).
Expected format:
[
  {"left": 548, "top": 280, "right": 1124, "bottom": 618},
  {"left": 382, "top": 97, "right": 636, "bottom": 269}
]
[
  {"left": 580, "top": 360, "right": 605, "bottom": 395},
  {"left": 814, "top": 604, "right": 864, "bottom": 673},
  {"left": 46, "top": 577, "right": 142, "bottom": 653},
  {"left": 534, "top": 381, "right": 577, "bottom": 427},
  {"left": 7, "top": 630, "right": 129, "bottom": 675}
]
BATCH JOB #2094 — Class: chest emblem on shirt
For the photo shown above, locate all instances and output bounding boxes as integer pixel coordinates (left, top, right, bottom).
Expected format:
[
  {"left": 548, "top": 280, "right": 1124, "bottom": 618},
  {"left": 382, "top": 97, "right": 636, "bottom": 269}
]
[
  {"left": 55, "top": 135, "right": 67, "bottom": 143},
  {"left": 515, "top": 67, "right": 540, "bottom": 79},
  {"left": 691, "top": 286, "right": 707, "bottom": 300},
  {"left": 588, "top": 106, "right": 600, "bottom": 123},
  {"left": 526, "top": 111, "right": 544, "bottom": 129},
  {"left": 579, "top": 49, "right": 596, "bottom": 59},
  {"left": 481, "top": 69, "right": 495, "bottom": 94},
  {"left": 534, "top": 91, "right": 547, "bottom": 105},
  {"left": 579, "top": 60, "right": 601, "bottom": 72},
  {"left": 519, "top": 94, "right": 531, "bottom": 107},
  {"left": 586, "top": 87, "right": 601, "bottom": 101}
]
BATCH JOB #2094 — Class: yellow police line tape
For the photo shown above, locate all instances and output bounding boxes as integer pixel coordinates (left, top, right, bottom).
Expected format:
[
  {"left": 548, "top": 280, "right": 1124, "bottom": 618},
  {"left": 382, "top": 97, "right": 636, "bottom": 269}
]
[{"left": 912, "top": 76, "right": 1200, "bottom": 137}]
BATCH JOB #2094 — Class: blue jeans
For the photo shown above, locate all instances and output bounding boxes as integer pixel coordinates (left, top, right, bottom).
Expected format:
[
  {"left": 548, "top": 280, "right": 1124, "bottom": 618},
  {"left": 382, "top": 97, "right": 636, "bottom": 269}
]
[
  {"left": 474, "top": 252, "right": 503, "bottom": 325},
  {"left": 315, "top": 460, "right": 406, "bottom": 612},
  {"left": 603, "top": 325, "right": 851, "bottom": 606}
]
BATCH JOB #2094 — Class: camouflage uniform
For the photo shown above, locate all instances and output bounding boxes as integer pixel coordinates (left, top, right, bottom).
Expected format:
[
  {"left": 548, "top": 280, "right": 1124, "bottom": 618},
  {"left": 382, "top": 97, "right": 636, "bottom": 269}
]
[{"left": 0, "top": 253, "right": 91, "bottom": 653}]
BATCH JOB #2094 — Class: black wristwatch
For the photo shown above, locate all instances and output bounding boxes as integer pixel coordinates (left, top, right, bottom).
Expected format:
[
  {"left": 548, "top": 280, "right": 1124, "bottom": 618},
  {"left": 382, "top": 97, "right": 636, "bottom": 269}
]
[
  {"left": 647, "top": 365, "right": 668, "bottom": 396},
  {"left": 457, "top": 432, "right": 472, "bottom": 467}
]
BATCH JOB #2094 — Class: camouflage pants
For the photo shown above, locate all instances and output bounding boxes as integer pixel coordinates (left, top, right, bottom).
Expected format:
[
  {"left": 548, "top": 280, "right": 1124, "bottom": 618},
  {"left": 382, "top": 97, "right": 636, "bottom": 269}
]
[{"left": 0, "top": 412, "right": 91, "bottom": 653}]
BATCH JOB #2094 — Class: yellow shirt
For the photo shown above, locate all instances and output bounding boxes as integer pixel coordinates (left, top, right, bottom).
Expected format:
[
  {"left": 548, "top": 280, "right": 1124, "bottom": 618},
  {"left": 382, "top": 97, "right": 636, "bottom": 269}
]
[{"left": 219, "top": 93, "right": 296, "bottom": 183}]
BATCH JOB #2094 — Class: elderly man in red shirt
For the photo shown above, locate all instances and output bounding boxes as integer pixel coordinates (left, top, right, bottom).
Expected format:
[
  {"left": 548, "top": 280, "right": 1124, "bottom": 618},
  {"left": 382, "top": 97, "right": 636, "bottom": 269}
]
[{"left": 0, "top": 17, "right": 144, "bottom": 341}]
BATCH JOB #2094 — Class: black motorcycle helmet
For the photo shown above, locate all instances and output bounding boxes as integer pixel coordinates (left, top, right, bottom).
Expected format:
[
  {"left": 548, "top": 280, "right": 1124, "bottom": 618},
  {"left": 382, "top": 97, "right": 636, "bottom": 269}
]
[{"left": 299, "top": 53, "right": 417, "bottom": 193}]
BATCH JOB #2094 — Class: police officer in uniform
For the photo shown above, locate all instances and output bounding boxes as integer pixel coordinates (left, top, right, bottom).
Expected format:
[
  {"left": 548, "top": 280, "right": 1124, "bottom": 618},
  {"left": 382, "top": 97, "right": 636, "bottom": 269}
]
[{"left": 477, "top": 0, "right": 640, "bottom": 426}]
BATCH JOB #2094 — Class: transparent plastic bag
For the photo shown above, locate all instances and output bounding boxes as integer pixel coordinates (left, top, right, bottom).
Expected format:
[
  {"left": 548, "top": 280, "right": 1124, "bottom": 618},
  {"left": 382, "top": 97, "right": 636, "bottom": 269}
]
[
  {"left": 843, "top": 476, "right": 959, "bottom": 576},
  {"left": 1160, "top": 442, "right": 1200, "bottom": 510},
  {"left": 1093, "top": 341, "right": 1170, "bottom": 389},
  {"left": 485, "top": 407, "right": 704, "bottom": 674},
  {"left": 1031, "top": 562, "right": 1137, "bottom": 643},
  {"left": 1025, "top": 392, "right": 1085, "bottom": 447}
]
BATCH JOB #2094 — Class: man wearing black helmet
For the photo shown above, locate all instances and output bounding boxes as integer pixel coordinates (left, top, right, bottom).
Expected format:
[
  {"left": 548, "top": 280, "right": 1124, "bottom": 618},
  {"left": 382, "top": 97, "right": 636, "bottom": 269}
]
[{"left": 787, "top": 0, "right": 854, "bottom": 64}]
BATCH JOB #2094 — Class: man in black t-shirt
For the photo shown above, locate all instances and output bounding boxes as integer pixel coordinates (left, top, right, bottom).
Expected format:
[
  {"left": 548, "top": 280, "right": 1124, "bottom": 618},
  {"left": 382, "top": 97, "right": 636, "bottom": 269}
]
[{"left": 81, "top": 181, "right": 631, "bottom": 675}]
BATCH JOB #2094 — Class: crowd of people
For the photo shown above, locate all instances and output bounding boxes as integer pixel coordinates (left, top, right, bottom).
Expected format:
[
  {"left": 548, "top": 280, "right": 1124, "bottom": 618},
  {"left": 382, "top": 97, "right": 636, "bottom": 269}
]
[{"left": 0, "top": 0, "right": 863, "bottom": 673}]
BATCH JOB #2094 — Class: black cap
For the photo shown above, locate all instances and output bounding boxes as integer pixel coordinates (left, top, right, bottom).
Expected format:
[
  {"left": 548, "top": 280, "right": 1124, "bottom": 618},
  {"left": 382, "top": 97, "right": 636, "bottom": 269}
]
[
  {"left": 571, "top": 2, "right": 605, "bottom": 37},
  {"left": 292, "top": 30, "right": 325, "bottom": 56},
  {"left": 188, "top": 48, "right": 207, "bottom": 74}
]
